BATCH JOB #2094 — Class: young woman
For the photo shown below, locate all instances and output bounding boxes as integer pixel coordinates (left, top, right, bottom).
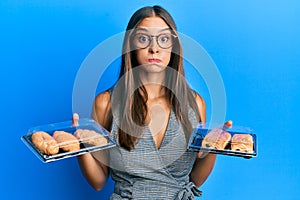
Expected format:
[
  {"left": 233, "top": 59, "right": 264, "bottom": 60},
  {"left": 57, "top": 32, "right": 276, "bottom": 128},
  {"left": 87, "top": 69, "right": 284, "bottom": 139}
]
[{"left": 78, "top": 5, "right": 217, "bottom": 199}]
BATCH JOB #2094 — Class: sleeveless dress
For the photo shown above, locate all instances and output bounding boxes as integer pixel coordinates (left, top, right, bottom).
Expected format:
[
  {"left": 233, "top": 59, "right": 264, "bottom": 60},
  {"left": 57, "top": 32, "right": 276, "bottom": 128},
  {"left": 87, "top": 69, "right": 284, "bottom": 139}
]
[{"left": 108, "top": 108, "right": 202, "bottom": 200}]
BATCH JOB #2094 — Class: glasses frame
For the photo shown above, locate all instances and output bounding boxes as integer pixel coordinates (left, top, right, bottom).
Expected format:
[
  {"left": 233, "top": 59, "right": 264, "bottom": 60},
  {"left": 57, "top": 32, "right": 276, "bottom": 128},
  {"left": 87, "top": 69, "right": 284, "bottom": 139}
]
[{"left": 132, "top": 32, "right": 178, "bottom": 49}]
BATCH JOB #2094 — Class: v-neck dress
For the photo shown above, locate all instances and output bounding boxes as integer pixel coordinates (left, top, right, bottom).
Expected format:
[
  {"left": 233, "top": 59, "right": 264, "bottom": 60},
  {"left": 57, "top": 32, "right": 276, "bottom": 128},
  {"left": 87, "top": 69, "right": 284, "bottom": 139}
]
[{"left": 108, "top": 109, "right": 201, "bottom": 200}]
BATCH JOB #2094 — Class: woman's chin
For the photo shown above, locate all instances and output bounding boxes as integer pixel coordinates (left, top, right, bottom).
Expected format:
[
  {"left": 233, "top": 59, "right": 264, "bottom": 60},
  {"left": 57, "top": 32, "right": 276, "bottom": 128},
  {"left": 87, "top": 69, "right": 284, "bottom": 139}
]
[{"left": 140, "top": 63, "right": 167, "bottom": 73}]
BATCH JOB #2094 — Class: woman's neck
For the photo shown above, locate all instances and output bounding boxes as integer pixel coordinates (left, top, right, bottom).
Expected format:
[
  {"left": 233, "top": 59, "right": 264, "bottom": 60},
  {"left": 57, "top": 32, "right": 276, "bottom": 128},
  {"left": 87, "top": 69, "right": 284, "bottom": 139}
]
[
  {"left": 139, "top": 71, "right": 166, "bottom": 100},
  {"left": 143, "top": 84, "right": 166, "bottom": 100}
]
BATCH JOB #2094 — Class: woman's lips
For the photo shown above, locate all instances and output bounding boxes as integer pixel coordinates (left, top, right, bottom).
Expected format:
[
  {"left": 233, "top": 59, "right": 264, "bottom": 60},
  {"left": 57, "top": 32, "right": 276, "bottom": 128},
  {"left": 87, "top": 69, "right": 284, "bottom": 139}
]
[{"left": 148, "top": 58, "right": 161, "bottom": 63}]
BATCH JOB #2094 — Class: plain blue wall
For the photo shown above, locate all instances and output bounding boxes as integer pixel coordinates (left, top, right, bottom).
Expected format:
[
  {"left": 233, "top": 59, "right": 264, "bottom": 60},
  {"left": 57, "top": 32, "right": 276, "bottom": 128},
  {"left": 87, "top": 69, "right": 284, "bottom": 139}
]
[{"left": 1, "top": 0, "right": 299, "bottom": 199}]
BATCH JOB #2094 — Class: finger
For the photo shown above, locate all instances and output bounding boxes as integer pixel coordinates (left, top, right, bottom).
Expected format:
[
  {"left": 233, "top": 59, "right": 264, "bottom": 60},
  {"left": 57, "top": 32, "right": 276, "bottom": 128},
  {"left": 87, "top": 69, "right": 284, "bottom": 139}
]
[
  {"left": 224, "top": 120, "right": 233, "bottom": 128},
  {"left": 72, "top": 113, "right": 79, "bottom": 126}
]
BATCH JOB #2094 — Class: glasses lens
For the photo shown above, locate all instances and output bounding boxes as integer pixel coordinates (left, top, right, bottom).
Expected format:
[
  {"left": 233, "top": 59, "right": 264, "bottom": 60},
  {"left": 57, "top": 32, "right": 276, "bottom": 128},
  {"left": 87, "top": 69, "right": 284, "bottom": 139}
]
[
  {"left": 132, "top": 33, "right": 176, "bottom": 49},
  {"left": 157, "top": 33, "right": 174, "bottom": 49},
  {"left": 133, "top": 34, "right": 150, "bottom": 49}
]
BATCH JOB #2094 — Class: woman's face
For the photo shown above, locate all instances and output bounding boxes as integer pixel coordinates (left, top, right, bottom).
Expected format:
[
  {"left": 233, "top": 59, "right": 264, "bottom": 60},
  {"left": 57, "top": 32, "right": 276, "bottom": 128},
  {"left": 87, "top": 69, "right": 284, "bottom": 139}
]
[{"left": 133, "top": 17, "right": 173, "bottom": 73}]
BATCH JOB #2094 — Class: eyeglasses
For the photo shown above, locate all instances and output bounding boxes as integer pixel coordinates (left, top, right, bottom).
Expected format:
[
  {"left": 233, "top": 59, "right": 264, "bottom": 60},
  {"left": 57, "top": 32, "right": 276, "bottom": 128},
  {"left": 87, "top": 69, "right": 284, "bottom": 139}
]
[{"left": 132, "top": 33, "right": 177, "bottom": 49}]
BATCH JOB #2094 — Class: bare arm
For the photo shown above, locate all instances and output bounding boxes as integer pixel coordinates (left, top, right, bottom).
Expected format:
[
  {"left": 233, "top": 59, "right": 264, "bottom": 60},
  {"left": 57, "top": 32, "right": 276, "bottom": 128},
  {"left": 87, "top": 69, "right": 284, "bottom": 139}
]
[
  {"left": 77, "top": 91, "right": 112, "bottom": 191},
  {"left": 190, "top": 94, "right": 217, "bottom": 187}
]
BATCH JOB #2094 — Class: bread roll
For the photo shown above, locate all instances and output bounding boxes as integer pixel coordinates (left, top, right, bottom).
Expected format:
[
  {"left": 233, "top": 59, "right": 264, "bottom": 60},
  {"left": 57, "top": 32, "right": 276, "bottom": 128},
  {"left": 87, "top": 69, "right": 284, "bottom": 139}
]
[
  {"left": 53, "top": 131, "right": 80, "bottom": 152},
  {"left": 31, "top": 131, "right": 59, "bottom": 155},
  {"left": 231, "top": 134, "right": 253, "bottom": 153},
  {"left": 202, "top": 129, "right": 231, "bottom": 150},
  {"left": 74, "top": 129, "right": 107, "bottom": 146}
]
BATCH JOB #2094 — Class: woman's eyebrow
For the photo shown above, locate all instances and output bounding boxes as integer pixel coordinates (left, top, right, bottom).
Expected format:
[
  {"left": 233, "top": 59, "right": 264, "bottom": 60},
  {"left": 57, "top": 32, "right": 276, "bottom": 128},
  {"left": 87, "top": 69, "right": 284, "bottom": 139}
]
[
  {"left": 135, "top": 27, "right": 171, "bottom": 33},
  {"left": 134, "top": 27, "right": 148, "bottom": 33},
  {"left": 157, "top": 28, "right": 172, "bottom": 33}
]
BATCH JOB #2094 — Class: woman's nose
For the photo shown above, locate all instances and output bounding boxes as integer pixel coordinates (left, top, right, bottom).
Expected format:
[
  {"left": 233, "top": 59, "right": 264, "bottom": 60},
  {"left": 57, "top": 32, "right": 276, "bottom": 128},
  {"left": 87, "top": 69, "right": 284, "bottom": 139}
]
[{"left": 148, "top": 39, "right": 159, "bottom": 53}]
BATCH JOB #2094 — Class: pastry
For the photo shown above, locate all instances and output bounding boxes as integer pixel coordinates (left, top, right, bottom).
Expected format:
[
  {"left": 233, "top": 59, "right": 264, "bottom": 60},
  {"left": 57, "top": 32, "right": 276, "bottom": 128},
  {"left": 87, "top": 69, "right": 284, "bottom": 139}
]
[
  {"left": 202, "top": 128, "right": 231, "bottom": 150},
  {"left": 53, "top": 131, "right": 80, "bottom": 152},
  {"left": 31, "top": 131, "right": 59, "bottom": 155},
  {"left": 231, "top": 134, "right": 253, "bottom": 153},
  {"left": 74, "top": 129, "right": 107, "bottom": 146}
]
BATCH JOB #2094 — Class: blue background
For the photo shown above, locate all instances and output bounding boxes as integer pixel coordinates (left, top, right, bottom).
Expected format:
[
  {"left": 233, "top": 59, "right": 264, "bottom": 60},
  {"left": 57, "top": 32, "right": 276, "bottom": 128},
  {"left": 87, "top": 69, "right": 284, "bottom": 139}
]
[{"left": 1, "top": 0, "right": 299, "bottom": 199}]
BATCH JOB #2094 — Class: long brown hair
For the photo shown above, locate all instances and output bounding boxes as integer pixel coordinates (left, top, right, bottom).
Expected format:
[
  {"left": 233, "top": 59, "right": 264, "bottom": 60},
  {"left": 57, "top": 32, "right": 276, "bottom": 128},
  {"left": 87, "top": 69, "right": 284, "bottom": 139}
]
[{"left": 112, "top": 5, "right": 201, "bottom": 150}]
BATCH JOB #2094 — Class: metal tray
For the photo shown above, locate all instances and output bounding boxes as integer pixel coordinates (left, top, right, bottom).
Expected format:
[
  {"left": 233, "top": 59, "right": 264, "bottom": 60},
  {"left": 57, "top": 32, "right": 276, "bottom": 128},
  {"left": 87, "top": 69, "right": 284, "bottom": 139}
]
[
  {"left": 188, "top": 125, "right": 257, "bottom": 159},
  {"left": 21, "top": 118, "right": 116, "bottom": 163}
]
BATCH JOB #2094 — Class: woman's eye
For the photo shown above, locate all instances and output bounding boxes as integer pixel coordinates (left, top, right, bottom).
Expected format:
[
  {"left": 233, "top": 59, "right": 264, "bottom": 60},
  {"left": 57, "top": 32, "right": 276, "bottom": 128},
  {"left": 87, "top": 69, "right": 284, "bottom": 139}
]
[
  {"left": 159, "top": 35, "right": 170, "bottom": 43},
  {"left": 138, "top": 35, "right": 149, "bottom": 43}
]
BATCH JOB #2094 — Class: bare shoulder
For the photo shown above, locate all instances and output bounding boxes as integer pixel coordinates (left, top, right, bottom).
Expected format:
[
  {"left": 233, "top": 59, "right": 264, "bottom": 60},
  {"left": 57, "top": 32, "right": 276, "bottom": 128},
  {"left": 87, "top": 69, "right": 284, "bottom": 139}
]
[
  {"left": 193, "top": 92, "right": 206, "bottom": 122},
  {"left": 94, "top": 91, "right": 111, "bottom": 110},
  {"left": 194, "top": 93, "right": 205, "bottom": 108},
  {"left": 92, "top": 91, "right": 112, "bottom": 129}
]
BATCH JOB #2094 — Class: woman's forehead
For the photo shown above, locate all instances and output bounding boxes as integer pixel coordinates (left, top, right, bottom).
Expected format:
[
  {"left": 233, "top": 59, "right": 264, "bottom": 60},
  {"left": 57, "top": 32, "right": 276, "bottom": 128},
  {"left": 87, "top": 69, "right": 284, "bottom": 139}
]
[
  {"left": 134, "top": 27, "right": 171, "bottom": 35},
  {"left": 137, "top": 17, "right": 169, "bottom": 31}
]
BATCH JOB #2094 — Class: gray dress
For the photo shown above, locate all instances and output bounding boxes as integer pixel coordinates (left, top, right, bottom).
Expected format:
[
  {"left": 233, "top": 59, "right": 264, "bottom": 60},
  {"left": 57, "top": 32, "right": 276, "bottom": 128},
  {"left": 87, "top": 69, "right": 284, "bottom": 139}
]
[{"left": 108, "top": 109, "right": 202, "bottom": 200}]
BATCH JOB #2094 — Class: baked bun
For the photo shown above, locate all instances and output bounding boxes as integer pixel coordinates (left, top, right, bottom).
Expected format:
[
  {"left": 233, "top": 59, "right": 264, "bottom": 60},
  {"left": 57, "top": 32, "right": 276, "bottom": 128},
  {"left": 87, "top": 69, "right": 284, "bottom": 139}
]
[
  {"left": 202, "top": 129, "right": 231, "bottom": 150},
  {"left": 31, "top": 131, "right": 59, "bottom": 155},
  {"left": 74, "top": 129, "right": 107, "bottom": 146},
  {"left": 53, "top": 131, "right": 80, "bottom": 152},
  {"left": 231, "top": 134, "right": 253, "bottom": 153}
]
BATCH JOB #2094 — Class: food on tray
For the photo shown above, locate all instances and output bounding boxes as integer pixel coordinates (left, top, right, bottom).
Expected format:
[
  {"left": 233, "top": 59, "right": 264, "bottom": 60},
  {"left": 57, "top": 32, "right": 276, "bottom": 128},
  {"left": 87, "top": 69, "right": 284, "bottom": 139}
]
[
  {"left": 22, "top": 116, "right": 117, "bottom": 163},
  {"left": 74, "top": 129, "right": 108, "bottom": 146},
  {"left": 202, "top": 129, "right": 231, "bottom": 150},
  {"left": 231, "top": 134, "right": 254, "bottom": 153},
  {"left": 31, "top": 131, "right": 59, "bottom": 155},
  {"left": 53, "top": 131, "right": 80, "bottom": 152}
]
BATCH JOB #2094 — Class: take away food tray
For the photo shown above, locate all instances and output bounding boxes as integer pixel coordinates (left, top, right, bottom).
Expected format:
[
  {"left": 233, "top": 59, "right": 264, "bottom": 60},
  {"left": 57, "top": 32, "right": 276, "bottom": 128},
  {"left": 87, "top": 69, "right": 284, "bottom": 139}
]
[
  {"left": 21, "top": 118, "right": 116, "bottom": 163},
  {"left": 188, "top": 123, "right": 257, "bottom": 159}
]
